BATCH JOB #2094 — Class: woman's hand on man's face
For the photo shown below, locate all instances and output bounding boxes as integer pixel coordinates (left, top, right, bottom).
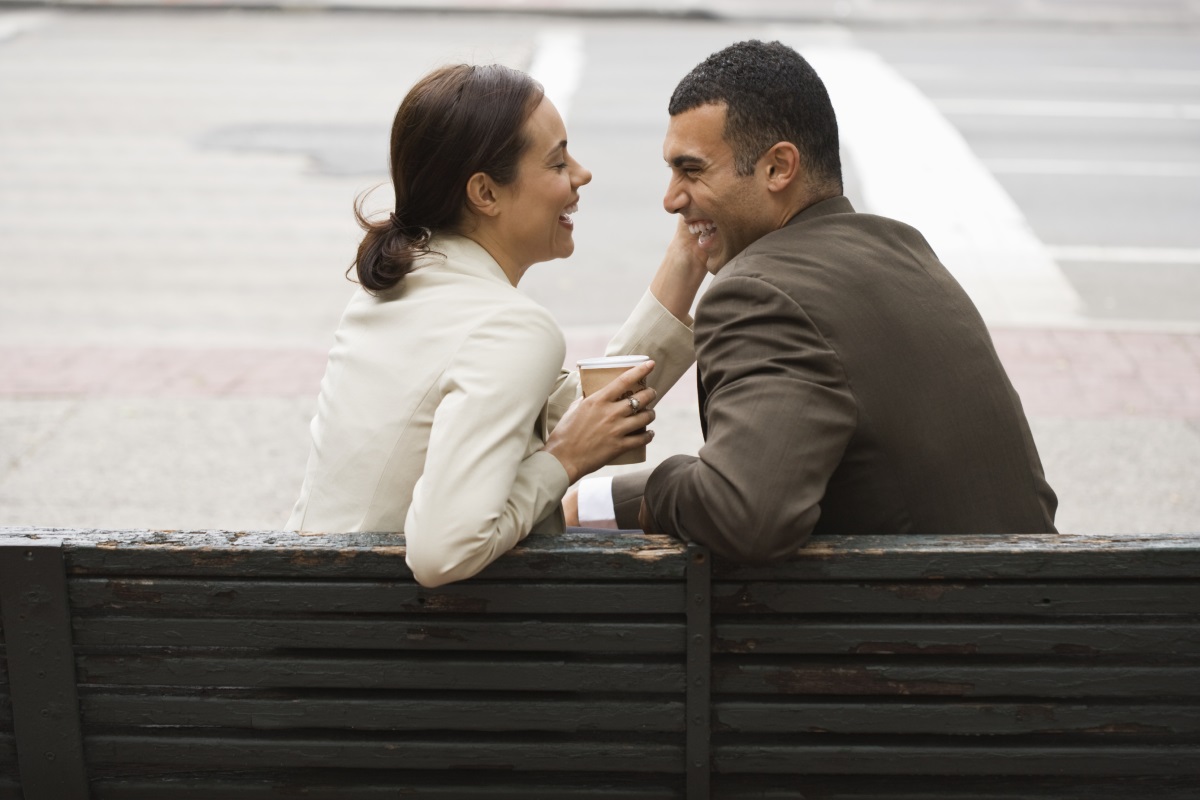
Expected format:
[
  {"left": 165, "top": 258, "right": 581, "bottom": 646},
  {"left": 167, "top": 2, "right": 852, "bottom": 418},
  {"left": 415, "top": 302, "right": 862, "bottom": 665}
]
[
  {"left": 667, "top": 215, "right": 710, "bottom": 276},
  {"left": 651, "top": 218, "right": 710, "bottom": 323}
]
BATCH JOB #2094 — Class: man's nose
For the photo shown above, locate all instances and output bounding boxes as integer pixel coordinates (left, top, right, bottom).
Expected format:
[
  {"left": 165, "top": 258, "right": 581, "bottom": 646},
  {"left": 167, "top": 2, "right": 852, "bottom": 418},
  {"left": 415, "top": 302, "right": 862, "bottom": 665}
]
[{"left": 663, "top": 179, "right": 685, "bottom": 215}]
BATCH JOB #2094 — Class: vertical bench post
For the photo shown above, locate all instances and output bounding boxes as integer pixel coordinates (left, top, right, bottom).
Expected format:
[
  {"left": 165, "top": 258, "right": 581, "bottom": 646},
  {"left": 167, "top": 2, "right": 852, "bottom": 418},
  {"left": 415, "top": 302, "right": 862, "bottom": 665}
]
[
  {"left": 685, "top": 544, "right": 711, "bottom": 800},
  {"left": 0, "top": 539, "right": 90, "bottom": 799}
]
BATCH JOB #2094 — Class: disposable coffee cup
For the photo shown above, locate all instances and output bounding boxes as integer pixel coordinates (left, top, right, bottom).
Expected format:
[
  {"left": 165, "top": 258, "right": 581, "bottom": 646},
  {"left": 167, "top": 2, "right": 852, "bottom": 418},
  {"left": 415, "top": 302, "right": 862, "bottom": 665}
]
[{"left": 577, "top": 355, "right": 651, "bottom": 465}]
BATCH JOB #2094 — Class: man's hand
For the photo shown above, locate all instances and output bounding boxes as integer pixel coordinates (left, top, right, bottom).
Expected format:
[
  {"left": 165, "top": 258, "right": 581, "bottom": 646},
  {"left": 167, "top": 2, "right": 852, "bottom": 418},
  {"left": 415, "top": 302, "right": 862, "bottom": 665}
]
[{"left": 562, "top": 488, "right": 580, "bottom": 527}]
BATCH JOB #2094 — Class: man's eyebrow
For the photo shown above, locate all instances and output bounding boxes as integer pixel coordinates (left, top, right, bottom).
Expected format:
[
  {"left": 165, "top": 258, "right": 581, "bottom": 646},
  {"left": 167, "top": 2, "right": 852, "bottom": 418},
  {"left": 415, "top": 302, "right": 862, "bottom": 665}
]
[{"left": 669, "top": 154, "right": 704, "bottom": 169}]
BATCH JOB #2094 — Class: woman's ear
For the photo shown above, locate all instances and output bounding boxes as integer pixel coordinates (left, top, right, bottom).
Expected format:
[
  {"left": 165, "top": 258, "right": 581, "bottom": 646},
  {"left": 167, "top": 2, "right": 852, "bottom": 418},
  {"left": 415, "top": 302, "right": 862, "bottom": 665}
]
[
  {"left": 464, "top": 172, "right": 502, "bottom": 217},
  {"left": 763, "top": 142, "right": 802, "bottom": 192}
]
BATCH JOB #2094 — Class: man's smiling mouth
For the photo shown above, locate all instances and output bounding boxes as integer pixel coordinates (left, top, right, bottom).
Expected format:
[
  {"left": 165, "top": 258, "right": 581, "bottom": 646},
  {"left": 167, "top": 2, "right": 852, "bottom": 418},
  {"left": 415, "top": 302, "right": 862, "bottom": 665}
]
[{"left": 688, "top": 220, "right": 717, "bottom": 248}]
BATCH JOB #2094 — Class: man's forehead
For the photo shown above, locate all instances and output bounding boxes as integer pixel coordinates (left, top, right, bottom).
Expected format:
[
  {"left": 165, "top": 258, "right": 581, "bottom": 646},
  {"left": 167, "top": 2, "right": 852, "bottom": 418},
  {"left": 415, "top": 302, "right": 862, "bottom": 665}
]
[{"left": 663, "top": 102, "right": 729, "bottom": 162}]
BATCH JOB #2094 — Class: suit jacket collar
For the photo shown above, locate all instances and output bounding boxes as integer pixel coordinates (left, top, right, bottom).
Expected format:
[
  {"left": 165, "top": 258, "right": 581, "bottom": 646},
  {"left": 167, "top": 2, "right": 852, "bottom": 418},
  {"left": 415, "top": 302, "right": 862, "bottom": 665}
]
[{"left": 785, "top": 195, "right": 856, "bottom": 229}]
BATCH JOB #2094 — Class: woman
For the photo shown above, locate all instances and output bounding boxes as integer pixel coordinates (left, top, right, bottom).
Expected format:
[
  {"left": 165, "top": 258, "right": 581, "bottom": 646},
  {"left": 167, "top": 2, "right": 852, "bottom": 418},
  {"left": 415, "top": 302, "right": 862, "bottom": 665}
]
[{"left": 287, "top": 64, "right": 703, "bottom": 587}]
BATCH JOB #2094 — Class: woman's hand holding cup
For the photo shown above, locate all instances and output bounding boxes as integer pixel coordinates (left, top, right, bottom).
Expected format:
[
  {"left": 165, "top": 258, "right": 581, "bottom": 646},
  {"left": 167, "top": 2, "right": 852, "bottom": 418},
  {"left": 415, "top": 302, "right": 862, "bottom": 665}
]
[{"left": 543, "top": 358, "right": 656, "bottom": 485}]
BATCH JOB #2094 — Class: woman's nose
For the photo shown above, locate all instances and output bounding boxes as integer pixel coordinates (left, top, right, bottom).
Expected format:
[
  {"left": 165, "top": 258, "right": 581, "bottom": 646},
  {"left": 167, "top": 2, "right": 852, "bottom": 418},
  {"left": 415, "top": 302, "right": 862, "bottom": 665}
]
[{"left": 574, "top": 162, "right": 592, "bottom": 187}]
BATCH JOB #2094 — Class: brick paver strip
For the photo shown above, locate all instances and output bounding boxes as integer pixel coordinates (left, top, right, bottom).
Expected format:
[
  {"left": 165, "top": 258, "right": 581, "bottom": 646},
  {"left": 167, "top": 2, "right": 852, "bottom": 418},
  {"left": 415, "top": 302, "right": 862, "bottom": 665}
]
[
  {"left": 2, "top": 329, "right": 1198, "bottom": 419},
  {"left": 989, "top": 329, "right": 1200, "bottom": 419},
  {"left": 0, "top": 347, "right": 330, "bottom": 398}
]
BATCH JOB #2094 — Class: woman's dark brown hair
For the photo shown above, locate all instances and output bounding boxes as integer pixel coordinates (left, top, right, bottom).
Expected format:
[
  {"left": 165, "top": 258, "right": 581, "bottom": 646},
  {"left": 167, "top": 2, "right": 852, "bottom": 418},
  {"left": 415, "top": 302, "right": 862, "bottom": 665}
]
[{"left": 352, "top": 64, "right": 545, "bottom": 292}]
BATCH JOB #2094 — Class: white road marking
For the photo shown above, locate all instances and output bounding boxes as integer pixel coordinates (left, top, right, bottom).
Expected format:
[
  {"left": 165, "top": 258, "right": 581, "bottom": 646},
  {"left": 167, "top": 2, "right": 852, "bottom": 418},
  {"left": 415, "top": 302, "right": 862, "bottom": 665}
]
[
  {"left": 529, "top": 29, "right": 584, "bottom": 126},
  {"left": 896, "top": 65, "right": 1200, "bottom": 87},
  {"left": 937, "top": 99, "right": 1200, "bottom": 120},
  {"left": 985, "top": 159, "right": 1200, "bottom": 178},
  {"left": 777, "top": 29, "right": 1085, "bottom": 326},
  {"left": 0, "top": 10, "right": 56, "bottom": 42},
  {"left": 1048, "top": 246, "right": 1200, "bottom": 265}
]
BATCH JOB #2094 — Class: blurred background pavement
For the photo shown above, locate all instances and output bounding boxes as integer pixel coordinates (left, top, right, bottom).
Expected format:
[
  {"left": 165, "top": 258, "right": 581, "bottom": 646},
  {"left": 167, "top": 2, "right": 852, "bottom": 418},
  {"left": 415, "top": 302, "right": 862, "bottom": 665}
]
[{"left": 0, "top": 0, "right": 1197, "bottom": 534}]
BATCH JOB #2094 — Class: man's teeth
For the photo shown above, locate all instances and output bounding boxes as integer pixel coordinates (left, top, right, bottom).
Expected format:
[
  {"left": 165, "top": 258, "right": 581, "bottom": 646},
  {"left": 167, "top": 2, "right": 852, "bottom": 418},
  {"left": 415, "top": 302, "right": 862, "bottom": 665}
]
[{"left": 689, "top": 221, "right": 716, "bottom": 247}]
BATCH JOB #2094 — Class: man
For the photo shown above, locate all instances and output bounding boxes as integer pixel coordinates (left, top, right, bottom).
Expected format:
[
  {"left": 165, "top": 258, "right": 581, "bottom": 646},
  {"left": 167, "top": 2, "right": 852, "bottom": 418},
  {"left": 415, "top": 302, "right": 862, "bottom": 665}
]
[{"left": 572, "top": 40, "right": 1057, "bottom": 561}]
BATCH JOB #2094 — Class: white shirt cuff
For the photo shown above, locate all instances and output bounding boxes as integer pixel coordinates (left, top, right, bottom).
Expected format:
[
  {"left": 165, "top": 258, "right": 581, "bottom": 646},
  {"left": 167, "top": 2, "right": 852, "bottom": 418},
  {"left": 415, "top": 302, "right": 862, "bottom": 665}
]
[{"left": 577, "top": 476, "right": 617, "bottom": 529}]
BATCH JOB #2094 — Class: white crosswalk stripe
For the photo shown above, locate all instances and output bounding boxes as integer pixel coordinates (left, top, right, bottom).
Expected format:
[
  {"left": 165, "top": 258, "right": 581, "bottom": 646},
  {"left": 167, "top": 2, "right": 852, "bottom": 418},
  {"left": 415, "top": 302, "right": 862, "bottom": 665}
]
[
  {"left": 779, "top": 28, "right": 1085, "bottom": 326},
  {"left": 984, "top": 159, "right": 1200, "bottom": 178},
  {"left": 529, "top": 28, "right": 585, "bottom": 125},
  {"left": 1048, "top": 246, "right": 1200, "bottom": 265},
  {"left": 936, "top": 98, "right": 1200, "bottom": 120}
]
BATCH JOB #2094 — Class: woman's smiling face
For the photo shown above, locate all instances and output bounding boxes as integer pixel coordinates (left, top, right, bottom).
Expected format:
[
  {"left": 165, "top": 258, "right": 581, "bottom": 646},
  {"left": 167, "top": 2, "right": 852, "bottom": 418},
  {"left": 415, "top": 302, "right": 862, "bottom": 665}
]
[{"left": 491, "top": 97, "right": 592, "bottom": 280}]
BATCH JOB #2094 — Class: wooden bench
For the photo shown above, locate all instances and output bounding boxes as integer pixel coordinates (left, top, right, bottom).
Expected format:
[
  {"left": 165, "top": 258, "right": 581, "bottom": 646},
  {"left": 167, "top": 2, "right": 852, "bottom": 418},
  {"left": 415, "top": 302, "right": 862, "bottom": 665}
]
[{"left": 1, "top": 527, "right": 1197, "bottom": 799}]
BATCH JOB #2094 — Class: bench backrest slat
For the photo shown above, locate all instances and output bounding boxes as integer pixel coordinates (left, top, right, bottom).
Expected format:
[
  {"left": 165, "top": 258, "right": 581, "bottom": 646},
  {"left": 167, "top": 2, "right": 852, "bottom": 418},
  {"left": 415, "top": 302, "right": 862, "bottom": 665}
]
[{"left": 69, "top": 578, "right": 687, "bottom": 615}]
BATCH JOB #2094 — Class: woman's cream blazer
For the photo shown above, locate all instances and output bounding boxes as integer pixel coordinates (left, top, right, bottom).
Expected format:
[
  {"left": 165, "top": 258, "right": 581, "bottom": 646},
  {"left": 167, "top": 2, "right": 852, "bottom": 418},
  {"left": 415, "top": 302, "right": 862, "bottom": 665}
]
[{"left": 287, "top": 235, "right": 694, "bottom": 586}]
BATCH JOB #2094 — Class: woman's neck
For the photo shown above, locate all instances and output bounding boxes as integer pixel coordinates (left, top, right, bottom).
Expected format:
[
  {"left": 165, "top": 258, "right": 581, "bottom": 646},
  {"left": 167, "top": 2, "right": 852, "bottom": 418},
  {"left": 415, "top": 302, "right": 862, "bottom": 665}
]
[{"left": 460, "top": 227, "right": 527, "bottom": 286}]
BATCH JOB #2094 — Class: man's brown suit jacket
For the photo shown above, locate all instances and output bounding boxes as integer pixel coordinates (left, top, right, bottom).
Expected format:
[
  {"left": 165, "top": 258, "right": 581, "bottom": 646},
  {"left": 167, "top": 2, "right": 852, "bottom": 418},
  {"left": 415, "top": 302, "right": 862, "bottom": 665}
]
[{"left": 613, "top": 196, "right": 1057, "bottom": 561}]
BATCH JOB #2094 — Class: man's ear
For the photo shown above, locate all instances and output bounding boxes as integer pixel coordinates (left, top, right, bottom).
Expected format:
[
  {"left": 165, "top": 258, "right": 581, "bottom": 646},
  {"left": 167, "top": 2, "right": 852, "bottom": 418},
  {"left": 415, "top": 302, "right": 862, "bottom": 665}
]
[
  {"left": 464, "top": 172, "right": 502, "bottom": 217},
  {"left": 762, "top": 142, "right": 802, "bottom": 192}
]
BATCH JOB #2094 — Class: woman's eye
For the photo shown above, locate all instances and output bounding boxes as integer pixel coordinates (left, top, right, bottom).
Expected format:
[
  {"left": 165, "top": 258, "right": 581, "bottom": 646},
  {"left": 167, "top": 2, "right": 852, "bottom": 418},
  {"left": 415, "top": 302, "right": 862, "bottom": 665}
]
[{"left": 554, "top": 162, "right": 568, "bottom": 171}]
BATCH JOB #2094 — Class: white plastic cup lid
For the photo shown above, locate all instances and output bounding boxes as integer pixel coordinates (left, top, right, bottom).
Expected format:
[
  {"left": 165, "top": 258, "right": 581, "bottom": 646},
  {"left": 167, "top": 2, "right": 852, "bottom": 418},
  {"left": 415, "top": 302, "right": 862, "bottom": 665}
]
[{"left": 577, "top": 355, "right": 651, "bottom": 369}]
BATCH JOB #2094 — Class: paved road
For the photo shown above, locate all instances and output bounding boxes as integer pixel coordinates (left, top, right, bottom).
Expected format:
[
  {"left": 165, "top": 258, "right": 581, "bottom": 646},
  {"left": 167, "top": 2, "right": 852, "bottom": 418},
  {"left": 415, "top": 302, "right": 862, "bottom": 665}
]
[{"left": 0, "top": 6, "right": 1197, "bottom": 533}]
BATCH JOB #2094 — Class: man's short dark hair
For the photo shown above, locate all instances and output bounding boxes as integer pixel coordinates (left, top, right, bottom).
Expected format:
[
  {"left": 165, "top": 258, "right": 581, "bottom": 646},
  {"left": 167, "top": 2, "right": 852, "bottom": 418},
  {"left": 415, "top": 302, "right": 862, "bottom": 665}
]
[{"left": 669, "top": 40, "right": 842, "bottom": 192}]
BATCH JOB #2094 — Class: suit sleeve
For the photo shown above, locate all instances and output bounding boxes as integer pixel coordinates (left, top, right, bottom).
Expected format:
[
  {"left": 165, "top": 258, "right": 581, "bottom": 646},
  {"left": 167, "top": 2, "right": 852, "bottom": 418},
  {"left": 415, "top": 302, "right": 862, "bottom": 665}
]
[
  {"left": 612, "top": 469, "right": 651, "bottom": 530},
  {"left": 642, "top": 274, "right": 856, "bottom": 562},
  {"left": 404, "top": 308, "right": 570, "bottom": 587}
]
